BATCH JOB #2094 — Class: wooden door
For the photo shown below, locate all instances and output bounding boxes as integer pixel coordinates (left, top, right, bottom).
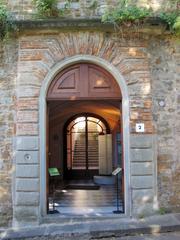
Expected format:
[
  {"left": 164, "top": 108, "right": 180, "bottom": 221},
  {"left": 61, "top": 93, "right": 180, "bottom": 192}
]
[
  {"left": 65, "top": 115, "right": 107, "bottom": 180},
  {"left": 47, "top": 63, "right": 121, "bottom": 100}
]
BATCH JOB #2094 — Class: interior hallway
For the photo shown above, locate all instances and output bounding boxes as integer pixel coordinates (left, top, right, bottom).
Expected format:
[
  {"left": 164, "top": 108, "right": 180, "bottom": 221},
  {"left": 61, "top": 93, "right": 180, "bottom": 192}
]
[{"left": 50, "top": 179, "right": 123, "bottom": 215}]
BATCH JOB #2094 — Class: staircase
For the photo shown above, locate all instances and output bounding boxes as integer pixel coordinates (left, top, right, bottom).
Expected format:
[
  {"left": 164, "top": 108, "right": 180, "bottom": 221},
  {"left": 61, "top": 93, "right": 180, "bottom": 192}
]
[
  {"left": 72, "top": 137, "right": 86, "bottom": 169},
  {"left": 72, "top": 124, "right": 99, "bottom": 170},
  {"left": 88, "top": 139, "right": 99, "bottom": 169}
]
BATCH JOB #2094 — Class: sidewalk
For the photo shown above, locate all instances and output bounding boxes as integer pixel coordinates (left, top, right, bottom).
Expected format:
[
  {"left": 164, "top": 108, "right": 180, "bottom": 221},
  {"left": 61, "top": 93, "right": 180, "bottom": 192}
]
[{"left": 1, "top": 213, "right": 180, "bottom": 239}]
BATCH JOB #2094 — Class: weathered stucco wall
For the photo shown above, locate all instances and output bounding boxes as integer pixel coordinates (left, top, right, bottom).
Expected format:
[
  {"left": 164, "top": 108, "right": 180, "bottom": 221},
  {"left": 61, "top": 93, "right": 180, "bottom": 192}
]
[{"left": 0, "top": 40, "right": 18, "bottom": 227}]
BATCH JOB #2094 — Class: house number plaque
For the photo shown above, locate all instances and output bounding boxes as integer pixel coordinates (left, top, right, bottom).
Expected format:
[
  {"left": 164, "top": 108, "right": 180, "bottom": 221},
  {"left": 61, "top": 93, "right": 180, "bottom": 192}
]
[{"left": 136, "top": 123, "right": 145, "bottom": 133}]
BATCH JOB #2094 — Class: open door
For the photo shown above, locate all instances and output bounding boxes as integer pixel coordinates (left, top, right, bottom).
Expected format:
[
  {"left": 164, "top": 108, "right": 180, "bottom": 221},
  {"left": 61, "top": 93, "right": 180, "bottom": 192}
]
[
  {"left": 98, "top": 134, "right": 112, "bottom": 175},
  {"left": 65, "top": 114, "right": 110, "bottom": 180}
]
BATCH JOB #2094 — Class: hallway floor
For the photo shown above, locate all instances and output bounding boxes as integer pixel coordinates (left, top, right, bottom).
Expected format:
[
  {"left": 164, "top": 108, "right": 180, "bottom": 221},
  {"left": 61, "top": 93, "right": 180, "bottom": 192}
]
[{"left": 50, "top": 180, "right": 123, "bottom": 215}]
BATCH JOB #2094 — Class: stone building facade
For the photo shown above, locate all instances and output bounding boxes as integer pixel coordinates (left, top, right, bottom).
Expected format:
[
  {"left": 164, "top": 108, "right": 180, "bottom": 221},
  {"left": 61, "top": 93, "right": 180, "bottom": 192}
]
[{"left": 0, "top": 0, "right": 180, "bottom": 228}]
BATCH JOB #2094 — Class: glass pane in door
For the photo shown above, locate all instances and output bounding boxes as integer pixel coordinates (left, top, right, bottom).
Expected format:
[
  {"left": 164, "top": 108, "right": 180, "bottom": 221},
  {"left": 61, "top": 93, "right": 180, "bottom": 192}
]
[
  {"left": 71, "top": 118, "right": 86, "bottom": 170},
  {"left": 87, "top": 119, "right": 99, "bottom": 169}
]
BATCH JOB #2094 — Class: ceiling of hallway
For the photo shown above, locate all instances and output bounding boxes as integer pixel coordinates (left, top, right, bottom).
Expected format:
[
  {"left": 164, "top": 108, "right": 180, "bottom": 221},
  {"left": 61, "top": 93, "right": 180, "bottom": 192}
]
[{"left": 48, "top": 100, "right": 121, "bottom": 130}]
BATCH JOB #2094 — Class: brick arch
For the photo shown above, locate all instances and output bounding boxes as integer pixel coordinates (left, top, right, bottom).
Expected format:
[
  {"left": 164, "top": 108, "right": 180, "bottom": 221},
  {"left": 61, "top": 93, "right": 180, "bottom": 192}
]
[{"left": 18, "top": 33, "right": 148, "bottom": 95}]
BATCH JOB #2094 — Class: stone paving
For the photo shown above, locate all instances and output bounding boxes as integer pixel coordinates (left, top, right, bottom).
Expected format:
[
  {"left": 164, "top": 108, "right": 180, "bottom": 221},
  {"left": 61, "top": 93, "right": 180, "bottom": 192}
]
[
  {"left": 1, "top": 213, "right": 180, "bottom": 240},
  {"left": 98, "top": 232, "right": 180, "bottom": 240},
  {"left": 9, "top": 231, "right": 180, "bottom": 240}
]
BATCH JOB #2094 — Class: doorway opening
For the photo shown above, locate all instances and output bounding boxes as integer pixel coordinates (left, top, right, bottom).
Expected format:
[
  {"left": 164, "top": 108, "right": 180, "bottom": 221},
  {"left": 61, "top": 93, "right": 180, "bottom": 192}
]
[
  {"left": 46, "top": 63, "right": 125, "bottom": 215},
  {"left": 65, "top": 114, "right": 110, "bottom": 180}
]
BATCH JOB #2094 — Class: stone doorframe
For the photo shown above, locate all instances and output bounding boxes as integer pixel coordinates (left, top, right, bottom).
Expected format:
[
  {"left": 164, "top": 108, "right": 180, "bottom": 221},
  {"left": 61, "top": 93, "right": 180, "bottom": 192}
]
[{"left": 39, "top": 55, "right": 131, "bottom": 218}]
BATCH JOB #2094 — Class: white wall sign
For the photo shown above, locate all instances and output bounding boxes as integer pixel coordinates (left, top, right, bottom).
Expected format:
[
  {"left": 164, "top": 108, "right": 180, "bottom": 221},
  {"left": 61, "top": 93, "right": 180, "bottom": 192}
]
[
  {"left": 136, "top": 123, "right": 145, "bottom": 132},
  {"left": 112, "top": 167, "right": 122, "bottom": 176}
]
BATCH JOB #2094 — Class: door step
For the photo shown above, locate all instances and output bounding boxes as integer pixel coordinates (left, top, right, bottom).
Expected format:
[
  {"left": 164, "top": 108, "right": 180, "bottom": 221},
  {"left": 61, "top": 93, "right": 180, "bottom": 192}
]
[{"left": 94, "top": 175, "right": 116, "bottom": 185}]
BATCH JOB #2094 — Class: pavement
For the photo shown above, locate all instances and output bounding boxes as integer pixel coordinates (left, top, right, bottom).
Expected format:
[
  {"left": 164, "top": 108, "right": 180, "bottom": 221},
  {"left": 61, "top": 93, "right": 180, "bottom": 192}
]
[
  {"left": 1, "top": 213, "right": 180, "bottom": 239},
  {"left": 108, "top": 232, "right": 180, "bottom": 240}
]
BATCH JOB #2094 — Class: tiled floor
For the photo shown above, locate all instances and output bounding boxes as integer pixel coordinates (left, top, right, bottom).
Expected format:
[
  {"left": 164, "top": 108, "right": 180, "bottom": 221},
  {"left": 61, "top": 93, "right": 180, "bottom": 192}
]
[{"left": 50, "top": 180, "right": 123, "bottom": 215}]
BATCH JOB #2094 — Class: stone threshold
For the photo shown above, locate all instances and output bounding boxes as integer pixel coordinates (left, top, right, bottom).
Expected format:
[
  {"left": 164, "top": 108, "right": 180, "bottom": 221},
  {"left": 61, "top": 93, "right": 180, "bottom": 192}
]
[
  {"left": 1, "top": 213, "right": 180, "bottom": 239},
  {"left": 14, "top": 17, "right": 168, "bottom": 35},
  {"left": 42, "top": 212, "right": 126, "bottom": 224}
]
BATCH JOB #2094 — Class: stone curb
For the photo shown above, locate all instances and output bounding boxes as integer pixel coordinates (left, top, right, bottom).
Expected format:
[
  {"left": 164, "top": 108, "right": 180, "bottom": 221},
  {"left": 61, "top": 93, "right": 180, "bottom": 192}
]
[{"left": 1, "top": 214, "right": 180, "bottom": 239}]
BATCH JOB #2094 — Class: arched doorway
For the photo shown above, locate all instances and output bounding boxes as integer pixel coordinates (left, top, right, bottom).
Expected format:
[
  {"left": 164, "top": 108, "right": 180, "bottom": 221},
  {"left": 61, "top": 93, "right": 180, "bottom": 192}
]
[
  {"left": 64, "top": 113, "right": 110, "bottom": 180},
  {"left": 46, "top": 63, "right": 124, "bottom": 214},
  {"left": 39, "top": 56, "right": 130, "bottom": 217}
]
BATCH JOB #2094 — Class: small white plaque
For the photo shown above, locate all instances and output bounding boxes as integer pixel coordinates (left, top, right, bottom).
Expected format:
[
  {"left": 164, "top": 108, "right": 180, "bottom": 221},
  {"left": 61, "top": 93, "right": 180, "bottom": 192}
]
[
  {"left": 112, "top": 167, "right": 122, "bottom": 176},
  {"left": 136, "top": 123, "right": 145, "bottom": 132}
]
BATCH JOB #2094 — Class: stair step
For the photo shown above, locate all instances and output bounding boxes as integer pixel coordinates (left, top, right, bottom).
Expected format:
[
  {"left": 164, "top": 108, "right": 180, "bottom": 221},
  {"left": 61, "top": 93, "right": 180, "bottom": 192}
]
[{"left": 73, "top": 160, "right": 98, "bottom": 163}]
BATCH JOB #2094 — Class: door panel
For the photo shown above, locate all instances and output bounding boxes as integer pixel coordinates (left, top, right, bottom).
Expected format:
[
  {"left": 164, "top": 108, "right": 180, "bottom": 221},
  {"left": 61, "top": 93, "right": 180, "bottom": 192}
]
[
  {"left": 47, "top": 64, "right": 121, "bottom": 100},
  {"left": 65, "top": 115, "right": 110, "bottom": 179},
  {"left": 87, "top": 120, "right": 99, "bottom": 170},
  {"left": 98, "top": 134, "right": 112, "bottom": 175},
  {"left": 72, "top": 132, "right": 86, "bottom": 170}
]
